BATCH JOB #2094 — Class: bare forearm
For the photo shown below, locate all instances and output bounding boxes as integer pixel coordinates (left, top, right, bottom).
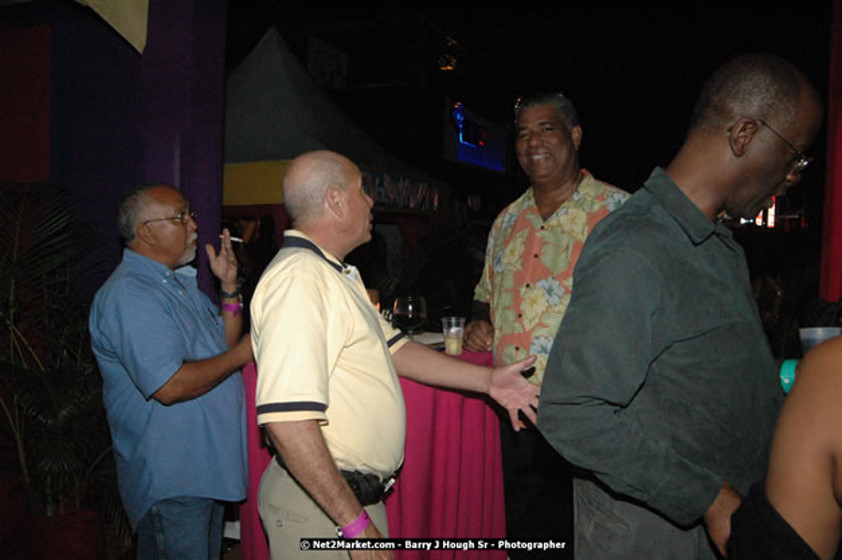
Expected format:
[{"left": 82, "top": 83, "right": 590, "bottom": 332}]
[
  {"left": 220, "top": 292, "right": 244, "bottom": 347},
  {"left": 392, "top": 341, "right": 490, "bottom": 393},
  {"left": 152, "top": 334, "right": 252, "bottom": 405},
  {"left": 392, "top": 342, "right": 538, "bottom": 430},
  {"left": 211, "top": 224, "right": 241, "bottom": 346},
  {"left": 266, "top": 421, "right": 366, "bottom": 528},
  {"left": 268, "top": 422, "right": 393, "bottom": 558}
]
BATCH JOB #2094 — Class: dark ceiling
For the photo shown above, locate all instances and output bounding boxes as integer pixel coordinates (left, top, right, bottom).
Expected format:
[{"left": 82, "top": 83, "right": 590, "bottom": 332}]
[
  {"left": 227, "top": 2, "right": 832, "bottom": 104},
  {"left": 226, "top": 2, "right": 834, "bottom": 207}
]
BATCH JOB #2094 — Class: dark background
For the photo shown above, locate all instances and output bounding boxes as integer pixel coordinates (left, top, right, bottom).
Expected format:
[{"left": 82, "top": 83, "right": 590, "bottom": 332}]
[
  {"left": 223, "top": 1, "right": 836, "bottom": 342},
  {"left": 225, "top": 1, "right": 833, "bottom": 215}
]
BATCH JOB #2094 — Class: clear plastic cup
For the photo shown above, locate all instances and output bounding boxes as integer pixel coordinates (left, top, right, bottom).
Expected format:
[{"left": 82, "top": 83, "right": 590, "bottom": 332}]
[
  {"left": 799, "top": 327, "right": 842, "bottom": 353},
  {"left": 441, "top": 317, "right": 466, "bottom": 355}
]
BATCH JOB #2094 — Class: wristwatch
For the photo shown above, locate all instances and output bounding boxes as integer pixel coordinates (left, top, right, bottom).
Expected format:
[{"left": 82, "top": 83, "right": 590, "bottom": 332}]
[{"left": 220, "top": 288, "right": 241, "bottom": 300}]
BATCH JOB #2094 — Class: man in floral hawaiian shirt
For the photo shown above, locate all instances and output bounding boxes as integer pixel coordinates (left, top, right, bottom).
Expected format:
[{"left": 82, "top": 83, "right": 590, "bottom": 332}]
[{"left": 464, "top": 92, "right": 628, "bottom": 557}]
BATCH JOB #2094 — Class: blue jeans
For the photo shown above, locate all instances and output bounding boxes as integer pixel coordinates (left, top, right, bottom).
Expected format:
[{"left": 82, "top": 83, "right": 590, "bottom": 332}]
[{"left": 136, "top": 496, "right": 225, "bottom": 560}]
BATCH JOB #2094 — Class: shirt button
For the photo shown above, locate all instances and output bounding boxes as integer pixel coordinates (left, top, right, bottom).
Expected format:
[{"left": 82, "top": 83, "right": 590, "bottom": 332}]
[{"left": 533, "top": 254, "right": 539, "bottom": 258}]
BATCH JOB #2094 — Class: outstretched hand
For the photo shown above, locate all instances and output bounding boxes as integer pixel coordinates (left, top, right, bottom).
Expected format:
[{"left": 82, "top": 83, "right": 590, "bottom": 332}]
[
  {"left": 206, "top": 228, "right": 239, "bottom": 288},
  {"left": 487, "top": 355, "right": 540, "bottom": 430}
]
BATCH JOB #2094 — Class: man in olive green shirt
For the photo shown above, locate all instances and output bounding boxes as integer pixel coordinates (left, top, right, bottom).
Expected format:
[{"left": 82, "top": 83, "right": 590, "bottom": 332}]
[{"left": 539, "top": 53, "right": 823, "bottom": 559}]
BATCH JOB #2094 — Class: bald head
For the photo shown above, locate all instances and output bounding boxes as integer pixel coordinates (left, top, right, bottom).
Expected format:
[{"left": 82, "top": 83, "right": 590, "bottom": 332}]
[
  {"left": 666, "top": 53, "right": 823, "bottom": 222},
  {"left": 283, "top": 151, "right": 359, "bottom": 226},
  {"left": 689, "top": 53, "right": 820, "bottom": 136}
]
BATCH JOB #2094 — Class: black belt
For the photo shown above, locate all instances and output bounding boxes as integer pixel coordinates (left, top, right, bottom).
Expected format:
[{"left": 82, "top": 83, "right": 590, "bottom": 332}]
[{"left": 274, "top": 454, "right": 397, "bottom": 506}]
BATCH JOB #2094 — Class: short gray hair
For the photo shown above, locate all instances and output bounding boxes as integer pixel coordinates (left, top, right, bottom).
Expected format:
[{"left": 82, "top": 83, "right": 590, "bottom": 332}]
[
  {"left": 117, "top": 185, "right": 155, "bottom": 244},
  {"left": 514, "top": 92, "right": 580, "bottom": 129}
]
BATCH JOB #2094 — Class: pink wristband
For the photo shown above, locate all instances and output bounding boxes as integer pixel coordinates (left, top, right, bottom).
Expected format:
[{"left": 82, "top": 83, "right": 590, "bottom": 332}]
[
  {"left": 221, "top": 302, "right": 242, "bottom": 317},
  {"left": 337, "top": 510, "right": 370, "bottom": 539}
]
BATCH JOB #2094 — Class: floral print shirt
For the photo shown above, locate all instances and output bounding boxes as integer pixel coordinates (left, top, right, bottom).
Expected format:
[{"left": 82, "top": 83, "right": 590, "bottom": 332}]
[{"left": 474, "top": 171, "right": 629, "bottom": 383}]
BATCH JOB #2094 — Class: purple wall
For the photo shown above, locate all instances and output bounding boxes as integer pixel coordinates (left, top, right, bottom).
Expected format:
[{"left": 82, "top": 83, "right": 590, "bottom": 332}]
[{"left": 33, "top": 0, "right": 227, "bottom": 296}]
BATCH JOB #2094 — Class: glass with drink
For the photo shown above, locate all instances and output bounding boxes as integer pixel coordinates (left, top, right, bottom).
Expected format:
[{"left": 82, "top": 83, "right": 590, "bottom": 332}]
[
  {"left": 392, "top": 295, "right": 427, "bottom": 341},
  {"left": 441, "top": 316, "right": 466, "bottom": 355}
]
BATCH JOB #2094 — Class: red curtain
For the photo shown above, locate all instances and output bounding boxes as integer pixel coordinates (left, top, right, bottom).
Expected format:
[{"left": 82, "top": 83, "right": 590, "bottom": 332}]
[
  {"left": 0, "top": 25, "right": 51, "bottom": 183},
  {"left": 821, "top": 1, "right": 842, "bottom": 301}
]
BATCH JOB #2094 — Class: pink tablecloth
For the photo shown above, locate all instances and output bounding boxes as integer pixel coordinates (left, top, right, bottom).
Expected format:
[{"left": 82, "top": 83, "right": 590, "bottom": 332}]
[
  {"left": 239, "top": 351, "right": 506, "bottom": 560},
  {"left": 240, "top": 362, "right": 272, "bottom": 560},
  {"left": 385, "top": 351, "right": 506, "bottom": 560}
]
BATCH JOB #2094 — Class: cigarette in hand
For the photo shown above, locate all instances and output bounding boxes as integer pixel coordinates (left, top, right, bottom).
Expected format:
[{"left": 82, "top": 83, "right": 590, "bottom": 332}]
[{"left": 219, "top": 235, "right": 244, "bottom": 243}]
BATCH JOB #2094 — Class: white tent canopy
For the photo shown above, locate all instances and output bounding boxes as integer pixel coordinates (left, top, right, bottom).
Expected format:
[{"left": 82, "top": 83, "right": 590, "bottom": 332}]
[
  {"left": 223, "top": 28, "right": 444, "bottom": 210},
  {"left": 225, "top": 27, "right": 417, "bottom": 177}
]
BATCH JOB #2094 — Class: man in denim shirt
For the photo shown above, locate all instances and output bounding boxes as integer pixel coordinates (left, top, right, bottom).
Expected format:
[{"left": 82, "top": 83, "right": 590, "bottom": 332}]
[
  {"left": 539, "top": 54, "right": 824, "bottom": 559},
  {"left": 89, "top": 185, "right": 253, "bottom": 560}
]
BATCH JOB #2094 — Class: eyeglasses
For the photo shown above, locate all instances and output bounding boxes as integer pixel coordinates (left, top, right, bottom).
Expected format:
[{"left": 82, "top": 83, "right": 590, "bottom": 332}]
[
  {"left": 143, "top": 210, "right": 196, "bottom": 226},
  {"left": 756, "top": 118, "right": 814, "bottom": 173}
]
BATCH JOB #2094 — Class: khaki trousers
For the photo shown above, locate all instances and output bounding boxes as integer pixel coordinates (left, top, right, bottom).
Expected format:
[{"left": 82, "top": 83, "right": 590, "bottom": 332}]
[{"left": 258, "top": 459, "right": 389, "bottom": 560}]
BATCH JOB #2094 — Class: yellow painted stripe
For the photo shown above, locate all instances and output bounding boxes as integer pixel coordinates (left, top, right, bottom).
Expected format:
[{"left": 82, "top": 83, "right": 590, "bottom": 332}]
[{"left": 222, "top": 160, "right": 292, "bottom": 205}]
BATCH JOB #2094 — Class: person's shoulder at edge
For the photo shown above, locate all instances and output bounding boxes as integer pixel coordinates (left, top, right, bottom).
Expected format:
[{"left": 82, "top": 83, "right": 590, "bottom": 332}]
[
  {"left": 580, "top": 187, "right": 667, "bottom": 254},
  {"left": 793, "top": 337, "right": 842, "bottom": 390}
]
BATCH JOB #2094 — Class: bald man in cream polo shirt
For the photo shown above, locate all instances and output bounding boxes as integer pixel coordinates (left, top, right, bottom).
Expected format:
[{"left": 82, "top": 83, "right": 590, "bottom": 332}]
[{"left": 251, "top": 150, "right": 540, "bottom": 560}]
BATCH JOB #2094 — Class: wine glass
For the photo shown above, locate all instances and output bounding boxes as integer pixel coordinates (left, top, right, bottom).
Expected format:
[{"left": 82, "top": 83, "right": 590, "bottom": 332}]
[{"left": 392, "top": 295, "right": 427, "bottom": 341}]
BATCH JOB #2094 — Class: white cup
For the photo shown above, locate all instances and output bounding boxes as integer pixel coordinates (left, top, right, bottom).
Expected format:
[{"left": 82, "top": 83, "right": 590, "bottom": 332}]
[{"left": 799, "top": 327, "right": 842, "bottom": 353}]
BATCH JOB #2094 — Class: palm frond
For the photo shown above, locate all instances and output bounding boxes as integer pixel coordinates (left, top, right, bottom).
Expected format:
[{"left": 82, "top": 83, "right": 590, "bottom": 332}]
[{"left": 0, "top": 181, "right": 119, "bottom": 524}]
